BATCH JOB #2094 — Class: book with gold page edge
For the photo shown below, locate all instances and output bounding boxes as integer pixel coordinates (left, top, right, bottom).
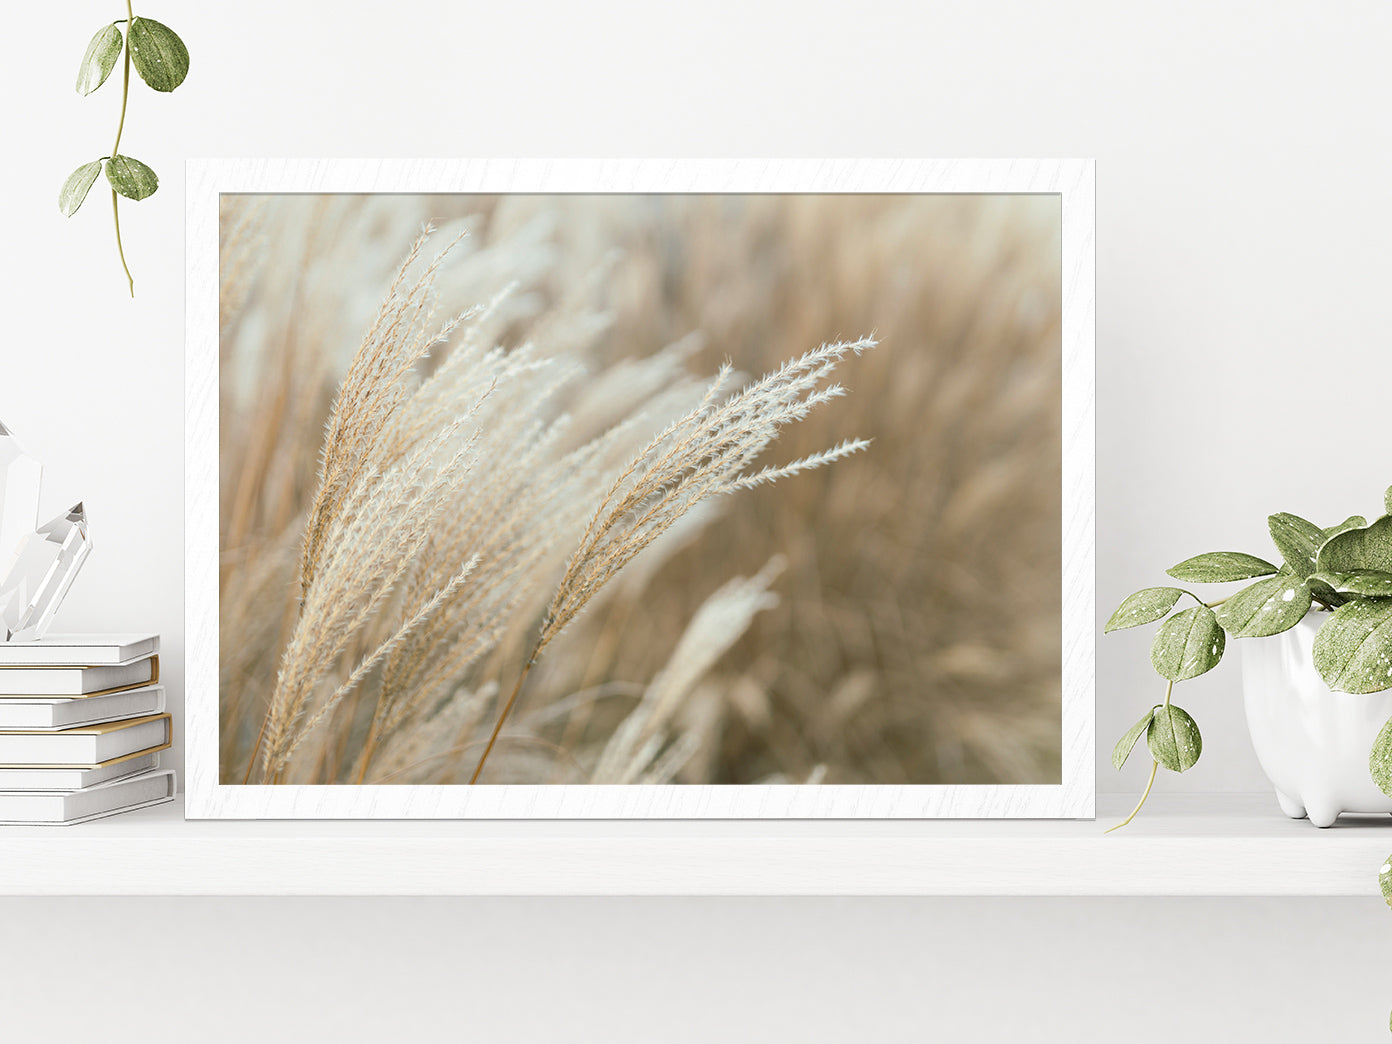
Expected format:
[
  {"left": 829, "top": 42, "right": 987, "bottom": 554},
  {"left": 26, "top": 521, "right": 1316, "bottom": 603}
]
[
  {"left": 0, "top": 684, "right": 165, "bottom": 730},
  {"left": 0, "top": 713, "right": 171, "bottom": 766},
  {"left": 0, "top": 655, "right": 159, "bottom": 696}
]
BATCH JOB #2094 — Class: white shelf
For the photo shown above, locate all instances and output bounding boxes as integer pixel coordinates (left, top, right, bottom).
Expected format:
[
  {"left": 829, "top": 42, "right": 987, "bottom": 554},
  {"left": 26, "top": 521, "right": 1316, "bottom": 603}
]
[{"left": 0, "top": 794, "right": 1388, "bottom": 896}]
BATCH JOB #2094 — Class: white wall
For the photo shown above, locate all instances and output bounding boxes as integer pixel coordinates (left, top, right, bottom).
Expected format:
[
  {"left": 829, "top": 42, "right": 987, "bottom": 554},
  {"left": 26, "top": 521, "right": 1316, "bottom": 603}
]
[{"left": 2, "top": 2, "right": 1390, "bottom": 1040}]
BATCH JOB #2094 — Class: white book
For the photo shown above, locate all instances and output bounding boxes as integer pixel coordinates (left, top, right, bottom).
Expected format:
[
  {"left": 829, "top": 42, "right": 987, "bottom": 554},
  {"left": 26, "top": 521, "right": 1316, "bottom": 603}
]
[
  {"left": 0, "top": 633, "right": 159, "bottom": 666},
  {"left": 0, "top": 685, "right": 165, "bottom": 730},
  {"left": 0, "top": 750, "right": 161, "bottom": 790},
  {"left": 0, "top": 654, "right": 158, "bottom": 696},
  {"left": 0, "top": 713, "right": 170, "bottom": 767},
  {"left": 0, "top": 768, "right": 176, "bottom": 825}
]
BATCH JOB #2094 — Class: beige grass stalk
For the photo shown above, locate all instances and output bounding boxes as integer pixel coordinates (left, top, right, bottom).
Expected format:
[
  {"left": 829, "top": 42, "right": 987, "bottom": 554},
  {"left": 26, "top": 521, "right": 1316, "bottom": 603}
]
[
  {"left": 468, "top": 338, "right": 875, "bottom": 783},
  {"left": 592, "top": 555, "right": 785, "bottom": 784},
  {"left": 257, "top": 233, "right": 481, "bottom": 780}
]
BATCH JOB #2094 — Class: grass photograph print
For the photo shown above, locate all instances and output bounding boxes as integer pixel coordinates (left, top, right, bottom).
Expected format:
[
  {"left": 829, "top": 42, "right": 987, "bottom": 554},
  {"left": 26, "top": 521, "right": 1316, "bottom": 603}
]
[{"left": 218, "top": 189, "right": 1063, "bottom": 790}]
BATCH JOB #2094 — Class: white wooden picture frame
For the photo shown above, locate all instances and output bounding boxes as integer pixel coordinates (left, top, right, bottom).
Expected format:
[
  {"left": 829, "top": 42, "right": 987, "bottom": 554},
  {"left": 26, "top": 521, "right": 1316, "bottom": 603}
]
[{"left": 185, "top": 158, "right": 1095, "bottom": 819}]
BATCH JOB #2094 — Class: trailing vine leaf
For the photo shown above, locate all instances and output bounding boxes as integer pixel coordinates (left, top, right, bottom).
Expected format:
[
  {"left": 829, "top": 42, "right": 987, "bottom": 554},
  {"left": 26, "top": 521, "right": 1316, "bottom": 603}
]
[
  {"left": 1166, "top": 551, "right": 1278, "bottom": 583},
  {"left": 1380, "top": 851, "right": 1392, "bottom": 907},
  {"left": 105, "top": 155, "right": 159, "bottom": 201},
  {"left": 128, "top": 17, "right": 189, "bottom": 92},
  {"left": 1147, "top": 704, "right": 1202, "bottom": 771},
  {"left": 1313, "top": 599, "right": 1392, "bottom": 694},
  {"left": 76, "top": 24, "right": 123, "bottom": 95},
  {"left": 1317, "top": 514, "right": 1392, "bottom": 574},
  {"left": 58, "top": 160, "right": 105, "bottom": 217},
  {"left": 1105, "top": 588, "right": 1185, "bottom": 633},
  {"left": 1215, "top": 575, "right": 1312, "bottom": 637},
  {"left": 1112, "top": 708, "right": 1156, "bottom": 769},
  {"left": 1268, "top": 512, "right": 1325, "bottom": 579},
  {"left": 1308, "top": 570, "right": 1392, "bottom": 599},
  {"left": 1150, "top": 606, "right": 1225, "bottom": 681}
]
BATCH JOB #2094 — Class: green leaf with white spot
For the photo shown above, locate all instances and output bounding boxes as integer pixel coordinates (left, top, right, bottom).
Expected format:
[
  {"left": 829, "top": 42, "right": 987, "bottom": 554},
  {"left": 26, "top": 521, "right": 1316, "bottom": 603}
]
[
  {"left": 1317, "top": 515, "right": 1392, "bottom": 575},
  {"left": 1314, "top": 599, "right": 1392, "bottom": 695},
  {"left": 1166, "top": 551, "right": 1278, "bottom": 584},
  {"left": 104, "top": 155, "right": 158, "bottom": 201},
  {"left": 1369, "top": 718, "right": 1392, "bottom": 798},
  {"left": 1215, "top": 575, "right": 1312, "bottom": 637},
  {"left": 1268, "top": 513, "right": 1325, "bottom": 579},
  {"left": 76, "top": 23, "right": 123, "bottom": 95},
  {"left": 1105, "top": 588, "right": 1185, "bottom": 633},
  {"left": 128, "top": 17, "right": 189, "bottom": 92},
  {"left": 1308, "top": 570, "right": 1392, "bottom": 599},
  {"left": 58, "top": 160, "right": 104, "bottom": 217},
  {"left": 1147, "top": 704, "right": 1202, "bottom": 772},
  {"left": 1112, "top": 708, "right": 1156, "bottom": 770},
  {"left": 1150, "top": 606, "right": 1226, "bottom": 681}
]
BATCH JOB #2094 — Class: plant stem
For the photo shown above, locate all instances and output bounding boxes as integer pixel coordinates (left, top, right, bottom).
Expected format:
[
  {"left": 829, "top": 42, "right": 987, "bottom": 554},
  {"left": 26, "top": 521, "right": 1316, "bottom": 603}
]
[
  {"left": 242, "top": 708, "right": 270, "bottom": 785},
  {"left": 1106, "top": 759, "right": 1159, "bottom": 833},
  {"left": 1106, "top": 679, "right": 1174, "bottom": 832},
  {"left": 111, "top": 0, "right": 135, "bottom": 296},
  {"left": 469, "top": 653, "right": 538, "bottom": 784},
  {"left": 355, "top": 720, "right": 381, "bottom": 785},
  {"left": 111, "top": 190, "right": 133, "bottom": 297}
]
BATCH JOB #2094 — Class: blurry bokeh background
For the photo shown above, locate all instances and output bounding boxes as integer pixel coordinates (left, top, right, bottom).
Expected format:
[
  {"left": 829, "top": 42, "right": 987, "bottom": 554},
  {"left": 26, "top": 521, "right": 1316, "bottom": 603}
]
[{"left": 219, "top": 192, "right": 1062, "bottom": 785}]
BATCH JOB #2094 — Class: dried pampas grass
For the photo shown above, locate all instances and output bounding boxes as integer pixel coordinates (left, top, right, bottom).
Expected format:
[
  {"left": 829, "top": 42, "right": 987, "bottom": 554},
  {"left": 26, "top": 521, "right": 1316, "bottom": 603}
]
[{"left": 219, "top": 191, "right": 1062, "bottom": 786}]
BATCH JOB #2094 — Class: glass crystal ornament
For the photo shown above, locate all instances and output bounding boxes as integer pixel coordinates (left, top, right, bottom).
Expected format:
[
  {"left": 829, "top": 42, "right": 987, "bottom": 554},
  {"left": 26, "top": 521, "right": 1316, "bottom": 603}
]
[
  {"left": 0, "top": 503, "right": 92, "bottom": 642},
  {"left": 0, "top": 422, "right": 42, "bottom": 572}
]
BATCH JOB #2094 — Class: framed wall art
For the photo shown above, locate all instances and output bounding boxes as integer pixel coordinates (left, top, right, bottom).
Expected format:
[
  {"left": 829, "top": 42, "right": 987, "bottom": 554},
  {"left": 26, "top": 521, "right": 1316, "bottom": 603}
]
[{"left": 185, "top": 158, "right": 1095, "bottom": 818}]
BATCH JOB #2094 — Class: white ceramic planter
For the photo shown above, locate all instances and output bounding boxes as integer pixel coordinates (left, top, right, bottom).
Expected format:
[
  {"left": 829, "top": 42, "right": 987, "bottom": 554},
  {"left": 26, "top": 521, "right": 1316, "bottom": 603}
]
[{"left": 1241, "top": 611, "right": 1392, "bottom": 827}]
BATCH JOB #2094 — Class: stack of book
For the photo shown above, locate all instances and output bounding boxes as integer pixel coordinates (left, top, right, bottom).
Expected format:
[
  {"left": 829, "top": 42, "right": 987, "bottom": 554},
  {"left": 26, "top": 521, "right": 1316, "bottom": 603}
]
[{"left": 0, "top": 633, "right": 174, "bottom": 825}]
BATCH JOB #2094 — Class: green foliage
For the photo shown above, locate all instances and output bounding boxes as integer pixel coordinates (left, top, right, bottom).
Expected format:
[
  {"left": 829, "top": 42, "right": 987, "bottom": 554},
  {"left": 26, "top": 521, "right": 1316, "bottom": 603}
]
[
  {"left": 1147, "top": 704, "right": 1202, "bottom": 772},
  {"left": 58, "top": 160, "right": 104, "bottom": 216},
  {"left": 1104, "top": 588, "right": 1184, "bottom": 633},
  {"left": 1166, "top": 551, "right": 1278, "bottom": 583},
  {"left": 1112, "top": 708, "right": 1155, "bottom": 770},
  {"left": 1268, "top": 513, "right": 1325, "bottom": 579},
  {"left": 1309, "top": 570, "right": 1392, "bottom": 598},
  {"left": 61, "top": 9, "right": 189, "bottom": 295},
  {"left": 1313, "top": 599, "right": 1392, "bottom": 695},
  {"left": 1150, "top": 606, "right": 1225, "bottom": 681},
  {"left": 1318, "top": 514, "right": 1392, "bottom": 575},
  {"left": 1215, "top": 575, "right": 1311, "bottom": 638},
  {"left": 105, "top": 155, "right": 158, "bottom": 200},
  {"left": 1370, "top": 717, "right": 1392, "bottom": 798},
  {"left": 75, "top": 24, "right": 123, "bottom": 95},
  {"left": 1106, "top": 485, "right": 1392, "bottom": 845},
  {"left": 1304, "top": 573, "right": 1350, "bottom": 610},
  {"left": 1325, "top": 515, "right": 1367, "bottom": 540},
  {"left": 128, "top": 17, "right": 189, "bottom": 92}
]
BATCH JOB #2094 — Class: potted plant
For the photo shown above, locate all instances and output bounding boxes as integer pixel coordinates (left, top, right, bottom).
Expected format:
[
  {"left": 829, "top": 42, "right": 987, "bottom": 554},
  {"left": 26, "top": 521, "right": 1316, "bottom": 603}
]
[
  {"left": 1106, "top": 483, "right": 1392, "bottom": 828},
  {"left": 1105, "top": 485, "right": 1392, "bottom": 1032}
]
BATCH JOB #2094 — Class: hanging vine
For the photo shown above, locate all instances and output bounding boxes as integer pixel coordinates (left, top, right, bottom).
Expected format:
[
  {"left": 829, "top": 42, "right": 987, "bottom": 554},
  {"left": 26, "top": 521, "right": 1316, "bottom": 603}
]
[{"left": 59, "top": 5, "right": 189, "bottom": 297}]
